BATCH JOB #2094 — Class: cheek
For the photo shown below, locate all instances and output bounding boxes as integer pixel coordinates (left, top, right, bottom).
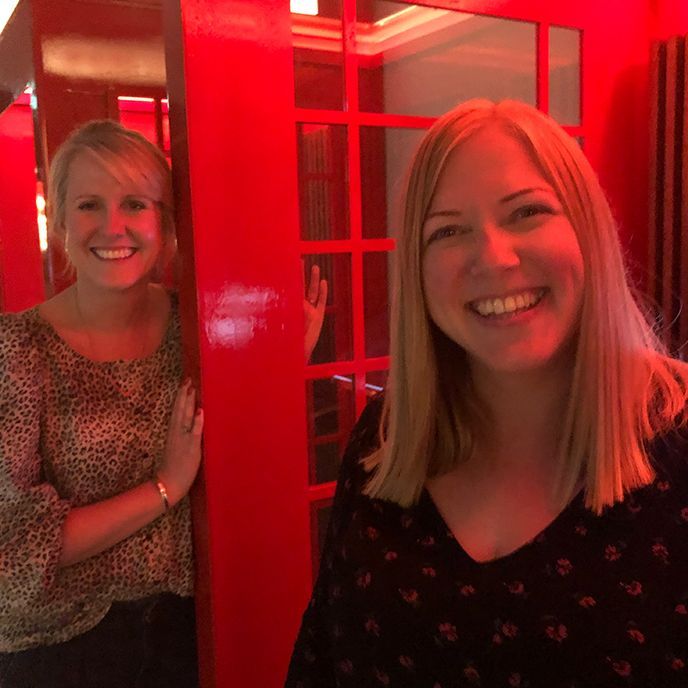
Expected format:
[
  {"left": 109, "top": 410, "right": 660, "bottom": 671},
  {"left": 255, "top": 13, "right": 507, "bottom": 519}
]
[
  {"left": 551, "top": 243, "right": 584, "bottom": 300},
  {"left": 63, "top": 214, "right": 87, "bottom": 242},
  {"left": 141, "top": 215, "right": 165, "bottom": 245},
  {"left": 535, "top": 229, "right": 584, "bottom": 298},
  {"left": 64, "top": 227, "right": 87, "bottom": 254},
  {"left": 422, "top": 255, "right": 448, "bottom": 315},
  {"left": 138, "top": 221, "right": 162, "bottom": 242},
  {"left": 422, "top": 249, "right": 466, "bottom": 306}
]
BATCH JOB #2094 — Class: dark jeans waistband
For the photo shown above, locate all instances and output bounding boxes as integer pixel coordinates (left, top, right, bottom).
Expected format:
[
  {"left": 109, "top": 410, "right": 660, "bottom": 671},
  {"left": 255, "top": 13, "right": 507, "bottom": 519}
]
[{"left": 0, "top": 593, "right": 198, "bottom": 688}]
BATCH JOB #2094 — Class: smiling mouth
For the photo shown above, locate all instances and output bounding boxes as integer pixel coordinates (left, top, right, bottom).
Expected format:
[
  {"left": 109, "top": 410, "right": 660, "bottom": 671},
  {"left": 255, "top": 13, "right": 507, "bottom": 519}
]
[
  {"left": 467, "top": 288, "right": 548, "bottom": 318},
  {"left": 90, "top": 248, "right": 137, "bottom": 261}
]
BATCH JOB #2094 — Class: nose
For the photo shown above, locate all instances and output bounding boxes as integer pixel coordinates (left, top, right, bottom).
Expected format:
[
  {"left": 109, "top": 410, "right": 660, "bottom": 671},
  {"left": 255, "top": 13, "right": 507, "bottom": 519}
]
[
  {"left": 102, "top": 206, "right": 127, "bottom": 236},
  {"left": 468, "top": 223, "right": 520, "bottom": 276}
]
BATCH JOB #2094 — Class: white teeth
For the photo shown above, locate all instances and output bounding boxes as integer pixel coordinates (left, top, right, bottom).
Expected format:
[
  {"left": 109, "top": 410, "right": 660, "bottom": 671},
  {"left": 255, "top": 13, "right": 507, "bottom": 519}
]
[
  {"left": 471, "top": 289, "right": 545, "bottom": 318},
  {"left": 92, "top": 248, "right": 136, "bottom": 260}
]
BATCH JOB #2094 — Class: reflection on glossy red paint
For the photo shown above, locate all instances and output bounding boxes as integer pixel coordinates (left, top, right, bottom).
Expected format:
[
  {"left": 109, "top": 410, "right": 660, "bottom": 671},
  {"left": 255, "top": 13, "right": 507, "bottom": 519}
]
[
  {"left": 203, "top": 285, "right": 280, "bottom": 348},
  {"left": 0, "top": 102, "right": 44, "bottom": 311}
]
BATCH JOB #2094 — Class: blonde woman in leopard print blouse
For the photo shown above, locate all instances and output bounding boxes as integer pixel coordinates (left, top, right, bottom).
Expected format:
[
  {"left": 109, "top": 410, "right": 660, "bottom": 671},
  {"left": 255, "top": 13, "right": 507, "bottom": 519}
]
[{"left": 0, "top": 121, "right": 203, "bottom": 687}]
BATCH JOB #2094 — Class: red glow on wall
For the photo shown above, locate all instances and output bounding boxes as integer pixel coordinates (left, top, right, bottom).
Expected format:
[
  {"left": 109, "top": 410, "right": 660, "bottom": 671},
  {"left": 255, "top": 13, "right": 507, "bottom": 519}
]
[{"left": 0, "top": 102, "right": 44, "bottom": 311}]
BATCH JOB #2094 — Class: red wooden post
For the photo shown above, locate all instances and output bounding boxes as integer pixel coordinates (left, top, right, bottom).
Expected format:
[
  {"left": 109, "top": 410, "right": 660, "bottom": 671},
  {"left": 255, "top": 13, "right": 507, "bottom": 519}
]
[{"left": 163, "top": 1, "right": 312, "bottom": 685}]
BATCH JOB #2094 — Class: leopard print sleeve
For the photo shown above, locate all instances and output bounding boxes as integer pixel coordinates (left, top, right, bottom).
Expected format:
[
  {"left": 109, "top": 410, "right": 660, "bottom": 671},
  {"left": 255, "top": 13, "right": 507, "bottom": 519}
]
[{"left": 0, "top": 312, "right": 71, "bottom": 617}]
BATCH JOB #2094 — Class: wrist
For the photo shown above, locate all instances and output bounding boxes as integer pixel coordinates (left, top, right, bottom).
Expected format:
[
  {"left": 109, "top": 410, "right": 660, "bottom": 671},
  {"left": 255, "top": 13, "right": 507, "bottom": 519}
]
[{"left": 152, "top": 475, "right": 171, "bottom": 512}]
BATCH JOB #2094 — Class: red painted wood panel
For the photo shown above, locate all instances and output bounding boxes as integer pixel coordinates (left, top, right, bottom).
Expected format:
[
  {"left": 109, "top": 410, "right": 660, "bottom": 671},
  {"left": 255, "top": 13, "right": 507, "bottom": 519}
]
[
  {"left": 163, "top": 1, "right": 312, "bottom": 686},
  {"left": 651, "top": 0, "right": 688, "bottom": 41},
  {"left": 0, "top": 102, "right": 44, "bottom": 312}
]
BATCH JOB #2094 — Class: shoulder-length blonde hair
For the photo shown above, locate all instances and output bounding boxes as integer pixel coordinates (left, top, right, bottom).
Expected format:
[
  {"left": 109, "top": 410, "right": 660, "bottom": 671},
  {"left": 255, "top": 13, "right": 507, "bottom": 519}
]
[
  {"left": 47, "top": 119, "right": 176, "bottom": 275},
  {"left": 364, "top": 98, "right": 688, "bottom": 514}
]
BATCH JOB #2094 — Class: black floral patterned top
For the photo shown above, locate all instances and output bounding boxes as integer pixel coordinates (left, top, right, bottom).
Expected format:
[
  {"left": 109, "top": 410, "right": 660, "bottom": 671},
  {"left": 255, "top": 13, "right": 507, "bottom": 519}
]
[{"left": 286, "top": 398, "right": 688, "bottom": 687}]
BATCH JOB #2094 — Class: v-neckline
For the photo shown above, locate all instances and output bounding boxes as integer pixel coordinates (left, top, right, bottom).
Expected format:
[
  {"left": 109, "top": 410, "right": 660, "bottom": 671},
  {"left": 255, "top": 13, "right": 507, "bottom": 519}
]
[{"left": 419, "top": 486, "right": 585, "bottom": 567}]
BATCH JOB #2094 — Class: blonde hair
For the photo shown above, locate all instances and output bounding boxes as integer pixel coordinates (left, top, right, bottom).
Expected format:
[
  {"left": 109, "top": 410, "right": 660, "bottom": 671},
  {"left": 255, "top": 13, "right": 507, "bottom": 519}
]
[
  {"left": 364, "top": 99, "right": 688, "bottom": 514},
  {"left": 47, "top": 119, "right": 175, "bottom": 273}
]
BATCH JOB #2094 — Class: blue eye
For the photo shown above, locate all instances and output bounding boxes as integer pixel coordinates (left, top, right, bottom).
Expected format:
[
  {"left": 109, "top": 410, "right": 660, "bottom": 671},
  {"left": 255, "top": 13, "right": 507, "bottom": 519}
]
[
  {"left": 427, "top": 225, "right": 471, "bottom": 244},
  {"left": 125, "top": 198, "right": 147, "bottom": 211},
  {"left": 511, "top": 204, "right": 553, "bottom": 222},
  {"left": 433, "top": 226, "right": 455, "bottom": 240}
]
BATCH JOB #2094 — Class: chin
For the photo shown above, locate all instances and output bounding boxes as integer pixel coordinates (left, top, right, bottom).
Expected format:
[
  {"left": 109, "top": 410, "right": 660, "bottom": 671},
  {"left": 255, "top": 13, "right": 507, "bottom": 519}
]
[
  {"left": 81, "top": 272, "right": 152, "bottom": 291},
  {"left": 472, "top": 345, "right": 573, "bottom": 376}
]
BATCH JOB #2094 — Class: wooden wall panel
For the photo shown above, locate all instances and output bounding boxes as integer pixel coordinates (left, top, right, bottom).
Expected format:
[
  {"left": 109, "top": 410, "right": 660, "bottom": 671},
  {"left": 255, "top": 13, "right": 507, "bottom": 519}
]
[{"left": 650, "top": 34, "right": 688, "bottom": 357}]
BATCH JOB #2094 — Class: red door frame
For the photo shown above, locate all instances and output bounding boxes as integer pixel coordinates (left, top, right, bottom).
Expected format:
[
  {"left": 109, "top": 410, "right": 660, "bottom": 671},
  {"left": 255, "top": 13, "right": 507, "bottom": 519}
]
[
  {"left": 164, "top": 2, "right": 312, "bottom": 686},
  {"left": 164, "top": 1, "right": 652, "bottom": 686}
]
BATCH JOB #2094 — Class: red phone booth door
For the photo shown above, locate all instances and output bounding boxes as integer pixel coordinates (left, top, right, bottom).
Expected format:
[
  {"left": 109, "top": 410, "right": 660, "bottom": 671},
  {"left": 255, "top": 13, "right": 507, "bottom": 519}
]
[{"left": 165, "top": 1, "right": 650, "bottom": 686}]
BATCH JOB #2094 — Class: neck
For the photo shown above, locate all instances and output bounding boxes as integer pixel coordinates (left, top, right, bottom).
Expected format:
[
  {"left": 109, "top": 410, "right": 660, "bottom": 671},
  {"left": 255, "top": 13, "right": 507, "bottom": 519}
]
[
  {"left": 469, "top": 355, "right": 574, "bottom": 471},
  {"left": 72, "top": 280, "right": 153, "bottom": 332}
]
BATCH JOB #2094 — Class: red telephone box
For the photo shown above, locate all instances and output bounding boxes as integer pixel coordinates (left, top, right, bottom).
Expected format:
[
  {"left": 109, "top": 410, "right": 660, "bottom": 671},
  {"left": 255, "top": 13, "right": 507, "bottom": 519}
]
[{"left": 163, "top": 1, "right": 660, "bottom": 685}]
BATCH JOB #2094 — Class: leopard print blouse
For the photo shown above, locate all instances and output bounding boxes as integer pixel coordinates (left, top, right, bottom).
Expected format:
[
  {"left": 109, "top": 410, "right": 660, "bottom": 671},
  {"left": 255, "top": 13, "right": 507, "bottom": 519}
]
[{"left": 0, "top": 295, "right": 193, "bottom": 652}]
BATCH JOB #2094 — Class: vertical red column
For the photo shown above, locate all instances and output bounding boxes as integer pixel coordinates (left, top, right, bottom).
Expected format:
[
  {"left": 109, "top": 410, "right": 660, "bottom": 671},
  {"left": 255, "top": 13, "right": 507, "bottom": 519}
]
[
  {"left": 163, "top": 1, "right": 312, "bottom": 685},
  {"left": 0, "top": 101, "right": 44, "bottom": 312}
]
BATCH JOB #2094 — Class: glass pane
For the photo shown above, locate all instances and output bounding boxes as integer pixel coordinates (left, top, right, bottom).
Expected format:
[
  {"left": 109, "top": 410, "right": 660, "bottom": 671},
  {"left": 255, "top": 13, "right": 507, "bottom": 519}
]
[
  {"left": 297, "top": 123, "right": 350, "bottom": 240},
  {"left": 361, "top": 126, "right": 426, "bottom": 238},
  {"left": 314, "top": 442, "right": 341, "bottom": 483},
  {"left": 305, "top": 375, "right": 356, "bottom": 484},
  {"left": 363, "top": 251, "right": 391, "bottom": 358},
  {"left": 549, "top": 27, "right": 581, "bottom": 125},
  {"left": 357, "top": 2, "right": 536, "bottom": 116},
  {"left": 304, "top": 253, "right": 353, "bottom": 363},
  {"left": 293, "top": 0, "right": 344, "bottom": 110},
  {"left": 366, "top": 369, "right": 388, "bottom": 398},
  {"left": 309, "top": 375, "right": 354, "bottom": 437}
]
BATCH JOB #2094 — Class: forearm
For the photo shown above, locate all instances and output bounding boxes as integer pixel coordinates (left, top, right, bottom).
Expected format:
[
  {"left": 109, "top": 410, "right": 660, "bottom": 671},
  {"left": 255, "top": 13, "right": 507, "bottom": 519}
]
[
  {"left": 58, "top": 380, "right": 202, "bottom": 570},
  {"left": 58, "top": 480, "right": 168, "bottom": 569}
]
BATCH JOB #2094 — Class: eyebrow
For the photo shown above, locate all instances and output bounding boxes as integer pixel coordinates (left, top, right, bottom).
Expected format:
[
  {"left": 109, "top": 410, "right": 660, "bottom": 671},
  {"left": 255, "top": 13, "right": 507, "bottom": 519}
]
[
  {"left": 72, "top": 193, "right": 153, "bottom": 201},
  {"left": 425, "top": 187, "right": 553, "bottom": 221}
]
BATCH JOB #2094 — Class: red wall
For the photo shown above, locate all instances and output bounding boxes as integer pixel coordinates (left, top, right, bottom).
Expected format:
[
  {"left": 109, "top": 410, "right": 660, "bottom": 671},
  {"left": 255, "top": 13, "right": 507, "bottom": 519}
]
[
  {"left": 0, "top": 101, "right": 44, "bottom": 311},
  {"left": 650, "top": 0, "right": 688, "bottom": 40}
]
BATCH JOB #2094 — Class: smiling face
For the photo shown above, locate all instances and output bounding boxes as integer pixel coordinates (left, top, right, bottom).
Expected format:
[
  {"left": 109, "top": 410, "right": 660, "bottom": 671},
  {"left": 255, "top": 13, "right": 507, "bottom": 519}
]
[
  {"left": 421, "top": 125, "right": 584, "bottom": 377},
  {"left": 62, "top": 151, "right": 164, "bottom": 291}
]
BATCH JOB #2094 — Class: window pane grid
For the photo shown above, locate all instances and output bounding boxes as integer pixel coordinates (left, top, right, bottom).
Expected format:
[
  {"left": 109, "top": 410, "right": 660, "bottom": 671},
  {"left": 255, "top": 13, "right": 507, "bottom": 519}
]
[{"left": 294, "top": 0, "right": 584, "bottom": 578}]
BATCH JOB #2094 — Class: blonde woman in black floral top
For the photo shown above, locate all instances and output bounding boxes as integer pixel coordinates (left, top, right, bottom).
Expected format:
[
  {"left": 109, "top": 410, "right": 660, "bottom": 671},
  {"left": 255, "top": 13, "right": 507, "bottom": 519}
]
[
  {"left": 286, "top": 100, "right": 688, "bottom": 687},
  {"left": 0, "top": 121, "right": 203, "bottom": 687}
]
